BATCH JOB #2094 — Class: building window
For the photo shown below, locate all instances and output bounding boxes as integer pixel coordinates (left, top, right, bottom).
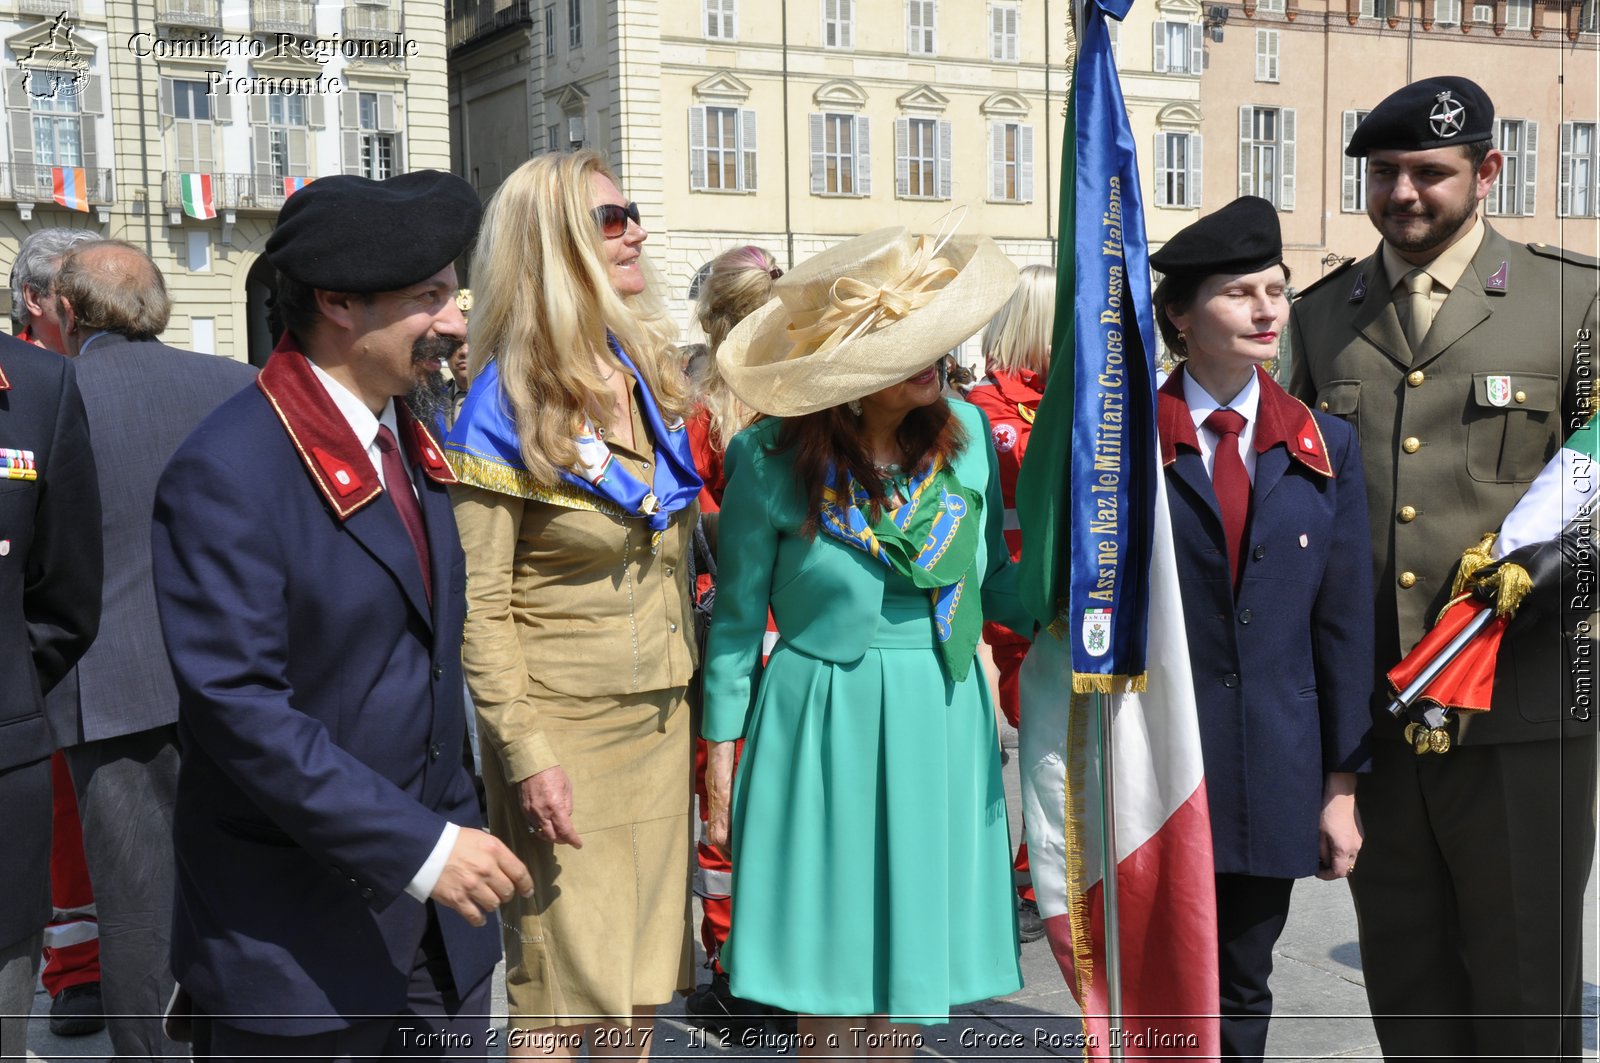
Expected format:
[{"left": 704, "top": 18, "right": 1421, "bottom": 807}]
[
  {"left": 1504, "top": 0, "right": 1531, "bottom": 28},
  {"left": 1582, "top": 0, "right": 1598, "bottom": 32},
  {"left": 1432, "top": 0, "right": 1461, "bottom": 24},
  {"left": 568, "top": 0, "right": 582, "bottom": 48},
  {"left": 823, "top": 0, "right": 853, "bottom": 48},
  {"left": 1471, "top": 2, "right": 1493, "bottom": 23},
  {"left": 1154, "top": 21, "right": 1202, "bottom": 75},
  {"left": 1489, "top": 118, "right": 1537, "bottom": 216},
  {"left": 544, "top": 4, "right": 555, "bottom": 54},
  {"left": 705, "top": 0, "right": 735, "bottom": 39},
  {"left": 168, "top": 78, "right": 211, "bottom": 174},
  {"left": 1238, "top": 105, "right": 1295, "bottom": 210},
  {"left": 1341, "top": 108, "right": 1370, "bottom": 212},
  {"left": 1154, "top": 131, "right": 1201, "bottom": 208},
  {"left": 1359, "top": 0, "right": 1397, "bottom": 17},
  {"left": 990, "top": 3, "right": 1019, "bottom": 61},
  {"left": 988, "top": 120, "right": 1034, "bottom": 202},
  {"left": 690, "top": 105, "right": 756, "bottom": 191},
  {"left": 357, "top": 91, "right": 396, "bottom": 181},
  {"left": 895, "top": 116, "right": 950, "bottom": 199},
  {"left": 264, "top": 93, "right": 308, "bottom": 179},
  {"left": 809, "top": 112, "right": 869, "bottom": 196},
  {"left": 1561, "top": 122, "right": 1598, "bottom": 217},
  {"left": 907, "top": 0, "right": 936, "bottom": 55},
  {"left": 1257, "top": 0, "right": 1285, "bottom": 11},
  {"left": 1254, "top": 29, "right": 1279, "bottom": 81},
  {"left": 33, "top": 89, "right": 82, "bottom": 170}
]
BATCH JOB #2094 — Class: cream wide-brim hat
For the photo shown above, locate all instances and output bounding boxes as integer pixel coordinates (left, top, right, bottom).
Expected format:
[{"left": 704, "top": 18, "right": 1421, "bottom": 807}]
[{"left": 716, "top": 226, "right": 1019, "bottom": 418}]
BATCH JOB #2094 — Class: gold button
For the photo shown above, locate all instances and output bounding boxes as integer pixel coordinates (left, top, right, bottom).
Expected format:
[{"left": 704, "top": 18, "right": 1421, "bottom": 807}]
[
  {"left": 1319, "top": 401, "right": 1330, "bottom": 411},
  {"left": 1399, "top": 571, "right": 1417, "bottom": 589},
  {"left": 1514, "top": 390, "right": 1527, "bottom": 403},
  {"left": 1407, "top": 370, "right": 1425, "bottom": 387},
  {"left": 1398, "top": 505, "right": 1417, "bottom": 522},
  {"left": 1402, "top": 437, "right": 1421, "bottom": 454}
]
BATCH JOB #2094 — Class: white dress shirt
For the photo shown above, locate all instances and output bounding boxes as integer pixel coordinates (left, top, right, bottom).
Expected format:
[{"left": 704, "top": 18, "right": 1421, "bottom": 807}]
[
  {"left": 1183, "top": 367, "right": 1261, "bottom": 484},
  {"left": 307, "top": 359, "right": 458, "bottom": 903}
]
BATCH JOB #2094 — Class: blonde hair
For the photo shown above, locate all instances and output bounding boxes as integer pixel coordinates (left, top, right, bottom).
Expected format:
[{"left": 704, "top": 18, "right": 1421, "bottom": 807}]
[
  {"left": 980, "top": 264, "right": 1056, "bottom": 377},
  {"left": 694, "top": 245, "right": 778, "bottom": 450},
  {"left": 469, "top": 151, "right": 689, "bottom": 483}
]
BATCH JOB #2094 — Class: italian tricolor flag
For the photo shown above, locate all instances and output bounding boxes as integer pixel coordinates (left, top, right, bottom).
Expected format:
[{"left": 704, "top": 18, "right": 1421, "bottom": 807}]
[
  {"left": 179, "top": 173, "right": 216, "bottom": 220},
  {"left": 51, "top": 167, "right": 88, "bottom": 212}
]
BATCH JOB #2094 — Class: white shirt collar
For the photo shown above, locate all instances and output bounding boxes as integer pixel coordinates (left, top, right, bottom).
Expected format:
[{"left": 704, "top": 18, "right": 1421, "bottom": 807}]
[
  {"left": 1182, "top": 366, "right": 1260, "bottom": 431},
  {"left": 306, "top": 357, "right": 402, "bottom": 488}
]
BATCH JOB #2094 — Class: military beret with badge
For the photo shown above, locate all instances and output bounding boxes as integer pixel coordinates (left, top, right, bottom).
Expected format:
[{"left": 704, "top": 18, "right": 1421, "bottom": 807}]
[
  {"left": 265, "top": 170, "right": 482, "bottom": 294},
  {"left": 1345, "top": 75, "right": 1494, "bottom": 157}
]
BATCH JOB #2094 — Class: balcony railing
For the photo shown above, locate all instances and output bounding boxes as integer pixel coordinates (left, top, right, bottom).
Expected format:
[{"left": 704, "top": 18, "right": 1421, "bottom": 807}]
[
  {"left": 342, "top": 3, "right": 400, "bottom": 39},
  {"left": 251, "top": 0, "right": 315, "bottom": 35},
  {"left": 155, "top": 0, "right": 221, "bottom": 28},
  {"left": 448, "top": 0, "right": 535, "bottom": 48},
  {"left": 19, "top": 0, "right": 76, "bottom": 16},
  {"left": 161, "top": 171, "right": 335, "bottom": 215},
  {"left": 2, "top": 163, "right": 114, "bottom": 206}
]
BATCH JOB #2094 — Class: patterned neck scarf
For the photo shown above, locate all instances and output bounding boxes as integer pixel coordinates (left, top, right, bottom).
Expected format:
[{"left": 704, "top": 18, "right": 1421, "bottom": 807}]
[{"left": 819, "top": 457, "right": 982, "bottom": 680}]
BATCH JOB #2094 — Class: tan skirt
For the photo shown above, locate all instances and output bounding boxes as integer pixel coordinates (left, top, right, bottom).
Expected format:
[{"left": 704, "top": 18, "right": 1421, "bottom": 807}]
[{"left": 484, "top": 687, "right": 693, "bottom": 1027}]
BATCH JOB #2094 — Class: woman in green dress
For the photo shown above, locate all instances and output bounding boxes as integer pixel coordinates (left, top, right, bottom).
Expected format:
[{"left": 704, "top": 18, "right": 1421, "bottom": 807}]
[{"left": 701, "top": 226, "right": 1031, "bottom": 1052}]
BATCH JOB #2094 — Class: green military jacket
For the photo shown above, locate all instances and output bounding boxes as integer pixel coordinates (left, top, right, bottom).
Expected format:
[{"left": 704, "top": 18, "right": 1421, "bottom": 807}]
[{"left": 1288, "top": 223, "right": 1599, "bottom": 744}]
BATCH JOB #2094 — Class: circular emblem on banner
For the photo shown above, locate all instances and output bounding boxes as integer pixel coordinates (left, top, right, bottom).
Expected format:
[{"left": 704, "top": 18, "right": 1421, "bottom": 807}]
[
  {"left": 1428, "top": 92, "right": 1466, "bottom": 139},
  {"left": 992, "top": 423, "right": 1018, "bottom": 453}
]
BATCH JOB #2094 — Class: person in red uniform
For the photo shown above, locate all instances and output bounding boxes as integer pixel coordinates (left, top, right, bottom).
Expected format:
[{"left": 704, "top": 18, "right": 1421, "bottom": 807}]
[
  {"left": 963, "top": 263, "right": 1054, "bottom": 944},
  {"left": 682, "top": 245, "right": 785, "bottom": 1040}
]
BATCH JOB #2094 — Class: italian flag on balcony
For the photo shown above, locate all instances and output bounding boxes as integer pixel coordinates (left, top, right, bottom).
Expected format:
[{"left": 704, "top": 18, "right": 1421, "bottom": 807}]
[
  {"left": 283, "top": 176, "right": 312, "bottom": 197},
  {"left": 51, "top": 167, "right": 88, "bottom": 213},
  {"left": 180, "top": 173, "right": 216, "bottom": 220}
]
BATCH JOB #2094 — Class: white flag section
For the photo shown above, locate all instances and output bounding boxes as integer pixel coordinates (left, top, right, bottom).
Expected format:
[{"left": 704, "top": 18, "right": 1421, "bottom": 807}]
[
  {"left": 1020, "top": 471, "right": 1219, "bottom": 1058},
  {"left": 1496, "top": 415, "right": 1598, "bottom": 555}
]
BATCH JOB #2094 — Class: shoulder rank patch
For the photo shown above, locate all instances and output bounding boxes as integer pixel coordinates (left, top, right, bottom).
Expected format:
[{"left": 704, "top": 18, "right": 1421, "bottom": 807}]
[
  {"left": 1293, "top": 257, "right": 1358, "bottom": 301},
  {"left": 1527, "top": 242, "right": 1600, "bottom": 269}
]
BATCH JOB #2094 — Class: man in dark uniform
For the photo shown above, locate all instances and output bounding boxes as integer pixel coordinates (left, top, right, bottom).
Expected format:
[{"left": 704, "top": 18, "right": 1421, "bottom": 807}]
[{"left": 1288, "top": 76, "right": 1599, "bottom": 1059}]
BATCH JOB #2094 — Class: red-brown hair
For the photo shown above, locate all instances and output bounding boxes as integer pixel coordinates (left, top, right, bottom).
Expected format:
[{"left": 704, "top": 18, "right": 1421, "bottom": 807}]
[{"left": 773, "top": 398, "right": 968, "bottom": 535}]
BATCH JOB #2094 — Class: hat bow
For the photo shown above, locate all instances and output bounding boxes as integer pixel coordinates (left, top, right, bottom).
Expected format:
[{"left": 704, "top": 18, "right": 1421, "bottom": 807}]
[{"left": 782, "top": 235, "right": 958, "bottom": 362}]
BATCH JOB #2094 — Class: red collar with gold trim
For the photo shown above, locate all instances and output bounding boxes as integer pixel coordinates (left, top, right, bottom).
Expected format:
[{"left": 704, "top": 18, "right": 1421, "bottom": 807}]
[
  {"left": 1158, "top": 365, "right": 1332, "bottom": 478},
  {"left": 256, "top": 336, "right": 457, "bottom": 522}
]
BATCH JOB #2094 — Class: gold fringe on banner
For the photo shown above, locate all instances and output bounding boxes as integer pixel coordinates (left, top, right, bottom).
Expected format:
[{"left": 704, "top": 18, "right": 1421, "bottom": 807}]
[
  {"left": 1071, "top": 672, "right": 1149, "bottom": 694},
  {"left": 446, "top": 449, "right": 630, "bottom": 519},
  {"left": 1062, "top": 688, "right": 1096, "bottom": 1037}
]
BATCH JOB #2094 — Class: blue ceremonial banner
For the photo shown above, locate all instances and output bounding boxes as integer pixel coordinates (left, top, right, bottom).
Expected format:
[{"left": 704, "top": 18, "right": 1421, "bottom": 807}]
[{"left": 1016, "top": 0, "right": 1159, "bottom": 693}]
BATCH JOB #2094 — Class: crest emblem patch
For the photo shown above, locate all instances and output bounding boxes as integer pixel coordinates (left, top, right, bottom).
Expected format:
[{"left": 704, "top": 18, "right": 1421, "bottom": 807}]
[
  {"left": 1486, "top": 375, "right": 1512, "bottom": 408},
  {"left": 992, "top": 423, "right": 1019, "bottom": 453},
  {"left": 1429, "top": 91, "right": 1466, "bottom": 139},
  {"left": 1082, "top": 607, "right": 1112, "bottom": 658}
]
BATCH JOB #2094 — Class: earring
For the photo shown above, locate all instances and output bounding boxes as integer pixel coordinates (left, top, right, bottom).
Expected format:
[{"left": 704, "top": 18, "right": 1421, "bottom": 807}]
[
  {"left": 847, "top": 398, "right": 862, "bottom": 417},
  {"left": 1176, "top": 329, "right": 1188, "bottom": 352}
]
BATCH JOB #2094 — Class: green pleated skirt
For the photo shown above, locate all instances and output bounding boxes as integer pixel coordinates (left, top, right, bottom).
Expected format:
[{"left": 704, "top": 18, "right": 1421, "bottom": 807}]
[{"left": 723, "top": 582, "right": 1022, "bottom": 1023}]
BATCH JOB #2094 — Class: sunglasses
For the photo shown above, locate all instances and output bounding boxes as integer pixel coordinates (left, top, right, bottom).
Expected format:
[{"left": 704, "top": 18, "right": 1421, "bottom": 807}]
[{"left": 591, "top": 201, "right": 641, "bottom": 238}]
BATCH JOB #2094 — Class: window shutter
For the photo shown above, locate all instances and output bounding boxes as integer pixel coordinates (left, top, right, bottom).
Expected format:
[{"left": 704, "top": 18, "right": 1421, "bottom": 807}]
[
  {"left": 895, "top": 117, "right": 910, "bottom": 197},
  {"left": 1238, "top": 106, "right": 1253, "bottom": 198},
  {"left": 689, "top": 105, "right": 707, "bottom": 190},
  {"left": 989, "top": 121, "right": 1004, "bottom": 199},
  {"left": 855, "top": 115, "right": 871, "bottom": 195},
  {"left": 253, "top": 129, "right": 273, "bottom": 177},
  {"left": 343, "top": 131, "right": 362, "bottom": 175},
  {"left": 1154, "top": 133, "right": 1170, "bottom": 205},
  {"left": 1189, "top": 134, "right": 1203, "bottom": 207},
  {"left": 1522, "top": 120, "right": 1538, "bottom": 214},
  {"left": 1280, "top": 107, "right": 1296, "bottom": 210},
  {"left": 907, "top": 0, "right": 917, "bottom": 52},
  {"left": 196, "top": 125, "right": 214, "bottom": 170},
  {"left": 1255, "top": 30, "right": 1266, "bottom": 79},
  {"left": 1153, "top": 22, "right": 1168, "bottom": 71},
  {"left": 741, "top": 107, "right": 757, "bottom": 191},
  {"left": 841, "top": 0, "right": 854, "bottom": 46},
  {"left": 1341, "top": 110, "right": 1359, "bottom": 211},
  {"left": 809, "top": 113, "right": 825, "bottom": 194},
  {"left": 80, "top": 113, "right": 96, "bottom": 191},
  {"left": 214, "top": 92, "right": 232, "bottom": 123},
  {"left": 250, "top": 95, "right": 268, "bottom": 125},
  {"left": 341, "top": 93, "right": 359, "bottom": 129},
  {"left": 80, "top": 74, "right": 102, "bottom": 115},
  {"left": 1559, "top": 121, "right": 1573, "bottom": 217},
  {"left": 1190, "top": 26, "right": 1204, "bottom": 74},
  {"left": 309, "top": 96, "right": 326, "bottom": 130},
  {"left": 1019, "top": 123, "right": 1034, "bottom": 201},
  {"left": 990, "top": 5, "right": 1002, "bottom": 58},
  {"left": 158, "top": 76, "right": 173, "bottom": 119},
  {"left": 1006, "top": 6, "right": 1018, "bottom": 57},
  {"left": 937, "top": 120, "right": 952, "bottom": 199},
  {"left": 290, "top": 128, "right": 309, "bottom": 175},
  {"left": 378, "top": 94, "right": 397, "bottom": 132},
  {"left": 10, "top": 110, "right": 31, "bottom": 171}
]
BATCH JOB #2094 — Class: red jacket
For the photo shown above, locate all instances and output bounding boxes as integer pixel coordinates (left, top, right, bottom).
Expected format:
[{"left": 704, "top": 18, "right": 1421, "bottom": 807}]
[{"left": 964, "top": 369, "right": 1044, "bottom": 561}]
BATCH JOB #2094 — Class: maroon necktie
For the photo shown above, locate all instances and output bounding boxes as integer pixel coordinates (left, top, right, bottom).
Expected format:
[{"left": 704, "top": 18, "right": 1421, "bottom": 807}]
[
  {"left": 1203, "top": 408, "right": 1250, "bottom": 589},
  {"left": 375, "top": 425, "right": 432, "bottom": 604}
]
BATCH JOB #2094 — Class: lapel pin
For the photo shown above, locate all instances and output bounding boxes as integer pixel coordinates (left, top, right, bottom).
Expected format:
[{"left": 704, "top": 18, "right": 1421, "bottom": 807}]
[
  {"left": 1299, "top": 533, "right": 1309, "bottom": 548},
  {"left": 0, "top": 540, "right": 9, "bottom": 555},
  {"left": 1485, "top": 261, "right": 1509, "bottom": 292},
  {"left": 1350, "top": 272, "right": 1368, "bottom": 302}
]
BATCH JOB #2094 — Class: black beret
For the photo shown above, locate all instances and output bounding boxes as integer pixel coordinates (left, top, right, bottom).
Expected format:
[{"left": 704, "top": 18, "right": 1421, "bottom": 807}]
[
  {"left": 1345, "top": 76, "right": 1494, "bottom": 157},
  {"left": 1149, "top": 196, "right": 1282, "bottom": 279},
  {"left": 265, "top": 170, "right": 482, "bottom": 293}
]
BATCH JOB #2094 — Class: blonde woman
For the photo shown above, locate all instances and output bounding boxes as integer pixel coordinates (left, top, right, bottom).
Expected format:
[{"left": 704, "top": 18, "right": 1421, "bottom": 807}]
[
  {"left": 964, "top": 263, "right": 1054, "bottom": 943},
  {"left": 443, "top": 151, "right": 700, "bottom": 1058}
]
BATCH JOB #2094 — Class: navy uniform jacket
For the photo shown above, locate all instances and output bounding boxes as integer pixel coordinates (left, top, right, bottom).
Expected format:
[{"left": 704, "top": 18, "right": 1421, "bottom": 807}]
[
  {"left": 1159, "top": 366, "right": 1374, "bottom": 878},
  {"left": 0, "top": 337, "right": 101, "bottom": 948},
  {"left": 151, "top": 345, "right": 499, "bottom": 1035}
]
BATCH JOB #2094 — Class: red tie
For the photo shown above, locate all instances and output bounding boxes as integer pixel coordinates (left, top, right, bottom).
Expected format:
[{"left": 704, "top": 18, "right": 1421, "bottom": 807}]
[
  {"left": 1203, "top": 408, "right": 1250, "bottom": 590},
  {"left": 375, "top": 425, "right": 432, "bottom": 604}
]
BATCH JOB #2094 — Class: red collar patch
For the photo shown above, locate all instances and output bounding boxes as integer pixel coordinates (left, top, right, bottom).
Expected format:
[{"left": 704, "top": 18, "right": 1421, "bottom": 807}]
[
  {"left": 0, "top": 362, "right": 10, "bottom": 392},
  {"left": 1159, "top": 366, "right": 1333, "bottom": 478},
  {"left": 404, "top": 409, "right": 457, "bottom": 486},
  {"left": 256, "top": 337, "right": 383, "bottom": 521}
]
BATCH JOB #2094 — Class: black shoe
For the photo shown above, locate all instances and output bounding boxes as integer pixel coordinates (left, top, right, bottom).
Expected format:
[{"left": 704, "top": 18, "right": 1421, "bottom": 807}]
[
  {"left": 1018, "top": 898, "right": 1046, "bottom": 944},
  {"left": 49, "top": 982, "right": 105, "bottom": 1038},
  {"left": 684, "top": 972, "right": 769, "bottom": 1043}
]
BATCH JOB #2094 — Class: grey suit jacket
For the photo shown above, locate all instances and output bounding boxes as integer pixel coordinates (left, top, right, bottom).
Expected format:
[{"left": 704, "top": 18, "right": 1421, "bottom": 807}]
[{"left": 45, "top": 334, "right": 255, "bottom": 746}]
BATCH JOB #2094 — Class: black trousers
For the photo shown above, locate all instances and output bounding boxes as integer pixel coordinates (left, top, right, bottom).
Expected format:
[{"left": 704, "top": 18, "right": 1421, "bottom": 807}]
[
  {"left": 1215, "top": 872, "right": 1295, "bottom": 1063},
  {"left": 194, "top": 905, "right": 491, "bottom": 1062}
]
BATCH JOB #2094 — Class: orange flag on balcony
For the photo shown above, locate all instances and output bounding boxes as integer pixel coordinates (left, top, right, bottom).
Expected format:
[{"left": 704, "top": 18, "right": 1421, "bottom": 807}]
[
  {"left": 51, "top": 167, "right": 88, "bottom": 212},
  {"left": 180, "top": 173, "right": 216, "bottom": 220}
]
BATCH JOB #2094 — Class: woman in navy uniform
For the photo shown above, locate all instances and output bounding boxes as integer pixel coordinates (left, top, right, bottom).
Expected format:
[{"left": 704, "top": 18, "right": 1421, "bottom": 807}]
[{"left": 1150, "top": 197, "right": 1374, "bottom": 1063}]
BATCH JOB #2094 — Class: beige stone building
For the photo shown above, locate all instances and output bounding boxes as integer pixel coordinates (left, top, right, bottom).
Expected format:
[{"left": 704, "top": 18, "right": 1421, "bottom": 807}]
[
  {"left": 1187, "top": 0, "right": 1599, "bottom": 290},
  {"left": 0, "top": 0, "right": 452, "bottom": 364}
]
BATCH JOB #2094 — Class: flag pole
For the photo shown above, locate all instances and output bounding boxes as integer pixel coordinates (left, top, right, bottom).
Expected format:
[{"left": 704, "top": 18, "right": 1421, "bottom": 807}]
[{"left": 1096, "top": 690, "right": 1125, "bottom": 1058}]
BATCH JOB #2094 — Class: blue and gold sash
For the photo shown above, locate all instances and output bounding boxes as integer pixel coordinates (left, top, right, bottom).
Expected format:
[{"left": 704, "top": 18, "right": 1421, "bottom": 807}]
[{"left": 819, "top": 459, "right": 982, "bottom": 680}]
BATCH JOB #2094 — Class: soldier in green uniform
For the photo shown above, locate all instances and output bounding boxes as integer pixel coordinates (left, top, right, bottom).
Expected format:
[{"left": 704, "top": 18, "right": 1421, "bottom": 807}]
[{"left": 1288, "top": 76, "right": 1599, "bottom": 1060}]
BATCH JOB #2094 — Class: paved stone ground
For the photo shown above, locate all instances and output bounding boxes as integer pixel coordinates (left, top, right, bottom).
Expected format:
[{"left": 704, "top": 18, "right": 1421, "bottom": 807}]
[{"left": 25, "top": 721, "right": 1599, "bottom": 1060}]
